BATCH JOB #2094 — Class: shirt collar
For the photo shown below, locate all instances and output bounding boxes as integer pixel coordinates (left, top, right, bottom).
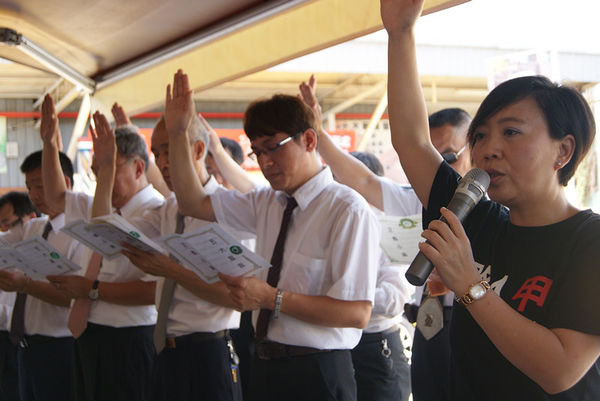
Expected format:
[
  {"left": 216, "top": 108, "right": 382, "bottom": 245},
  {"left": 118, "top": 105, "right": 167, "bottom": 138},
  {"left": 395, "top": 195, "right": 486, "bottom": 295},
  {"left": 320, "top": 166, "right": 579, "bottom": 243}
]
[
  {"left": 47, "top": 213, "right": 65, "bottom": 233},
  {"left": 276, "top": 166, "right": 333, "bottom": 211},
  {"left": 118, "top": 185, "right": 157, "bottom": 217}
]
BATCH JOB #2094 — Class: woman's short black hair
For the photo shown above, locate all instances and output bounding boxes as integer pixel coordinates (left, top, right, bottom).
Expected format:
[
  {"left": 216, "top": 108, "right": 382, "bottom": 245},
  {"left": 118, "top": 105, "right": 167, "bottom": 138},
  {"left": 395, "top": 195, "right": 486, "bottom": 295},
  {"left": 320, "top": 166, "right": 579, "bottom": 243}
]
[
  {"left": 243, "top": 94, "right": 316, "bottom": 141},
  {"left": 467, "top": 76, "right": 596, "bottom": 186}
]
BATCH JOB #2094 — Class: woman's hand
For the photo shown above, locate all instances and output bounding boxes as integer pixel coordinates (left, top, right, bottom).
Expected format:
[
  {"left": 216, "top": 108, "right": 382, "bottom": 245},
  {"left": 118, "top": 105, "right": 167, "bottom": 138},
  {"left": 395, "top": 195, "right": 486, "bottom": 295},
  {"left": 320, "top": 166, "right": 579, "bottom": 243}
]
[{"left": 419, "top": 207, "right": 481, "bottom": 296}]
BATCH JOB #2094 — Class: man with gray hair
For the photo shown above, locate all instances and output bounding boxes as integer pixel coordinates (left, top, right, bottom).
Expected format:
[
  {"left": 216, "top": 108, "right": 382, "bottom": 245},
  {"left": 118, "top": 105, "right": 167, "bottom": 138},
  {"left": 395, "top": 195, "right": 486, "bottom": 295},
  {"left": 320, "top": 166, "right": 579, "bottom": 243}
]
[
  {"left": 101, "top": 111, "right": 244, "bottom": 400},
  {"left": 40, "top": 95, "right": 163, "bottom": 401}
]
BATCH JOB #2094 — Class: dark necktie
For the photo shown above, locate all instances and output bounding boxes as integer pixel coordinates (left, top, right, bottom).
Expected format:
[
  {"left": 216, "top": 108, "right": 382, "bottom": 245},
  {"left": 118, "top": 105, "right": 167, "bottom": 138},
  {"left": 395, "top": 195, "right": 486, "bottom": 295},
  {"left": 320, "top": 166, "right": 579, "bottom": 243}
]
[
  {"left": 10, "top": 221, "right": 52, "bottom": 345},
  {"left": 153, "top": 212, "right": 185, "bottom": 353},
  {"left": 255, "top": 197, "right": 298, "bottom": 343}
]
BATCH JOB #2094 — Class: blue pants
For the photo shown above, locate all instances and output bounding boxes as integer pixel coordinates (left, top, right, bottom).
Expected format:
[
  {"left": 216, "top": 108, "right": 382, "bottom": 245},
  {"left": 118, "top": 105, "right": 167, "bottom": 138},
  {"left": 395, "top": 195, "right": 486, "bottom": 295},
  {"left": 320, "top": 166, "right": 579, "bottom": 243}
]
[
  {"left": 72, "top": 323, "right": 154, "bottom": 401},
  {"left": 351, "top": 328, "right": 411, "bottom": 401},
  {"left": 0, "top": 331, "right": 19, "bottom": 401},
  {"left": 151, "top": 334, "right": 242, "bottom": 401},
  {"left": 250, "top": 349, "right": 357, "bottom": 401},
  {"left": 18, "top": 335, "right": 73, "bottom": 401}
]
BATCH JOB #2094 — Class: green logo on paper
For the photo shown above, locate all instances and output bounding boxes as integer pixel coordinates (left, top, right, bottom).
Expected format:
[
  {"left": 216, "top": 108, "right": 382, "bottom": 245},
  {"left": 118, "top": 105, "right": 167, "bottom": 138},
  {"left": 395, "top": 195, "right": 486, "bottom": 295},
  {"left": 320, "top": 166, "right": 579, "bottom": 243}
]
[
  {"left": 229, "top": 246, "right": 243, "bottom": 255},
  {"left": 50, "top": 252, "right": 59, "bottom": 259},
  {"left": 399, "top": 218, "right": 417, "bottom": 229},
  {"left": 129, "top": 231, "right": 141, "bottom": 238}
]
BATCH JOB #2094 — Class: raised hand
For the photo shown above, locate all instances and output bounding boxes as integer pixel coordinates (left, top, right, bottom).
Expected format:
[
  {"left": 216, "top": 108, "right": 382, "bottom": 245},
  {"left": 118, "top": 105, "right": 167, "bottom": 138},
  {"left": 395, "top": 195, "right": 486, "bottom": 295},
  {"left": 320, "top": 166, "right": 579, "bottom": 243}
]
[
  {"left": 111, "top": 102, "right": 132, "bottom": 127},
  {"left": 91, "top": 111, "right": 116, "bottom": 169},
  {"left": 380, "top": 0, "right": 425, "bottom": 37},
  {"left": 165, "top": 69, "right": 196, "bottom": 137},
  {"left": 298, "top": 74, "right": 323, "bottom": 131},
  {"left": 199, "top": 114, "right": 220, "bottom": 154},
  {"left": 40, "top": 94, "right": 61, "bottom": 149}
]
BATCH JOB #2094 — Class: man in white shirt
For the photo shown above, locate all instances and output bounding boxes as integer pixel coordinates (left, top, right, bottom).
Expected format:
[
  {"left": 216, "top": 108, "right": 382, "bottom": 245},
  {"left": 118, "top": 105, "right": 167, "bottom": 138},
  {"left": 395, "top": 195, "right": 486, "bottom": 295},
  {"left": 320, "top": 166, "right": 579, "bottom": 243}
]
[
  {"left": 40, "top": 95, "right": 161, "bottom": 401},
  {"left": 299, "top": 75, "right": 473, "bottom": 401},
  {"left": 165, "top": 69, "right": 380, "bottom": 401},
  {"left": 0, "top": 191, "right": 39, "bottom": 400},
  {"left": 94, "top": 112, "right": 244, "bottom": 401},
  {"left": 0, "top": 150, "right": 84, "bottom": 401}
]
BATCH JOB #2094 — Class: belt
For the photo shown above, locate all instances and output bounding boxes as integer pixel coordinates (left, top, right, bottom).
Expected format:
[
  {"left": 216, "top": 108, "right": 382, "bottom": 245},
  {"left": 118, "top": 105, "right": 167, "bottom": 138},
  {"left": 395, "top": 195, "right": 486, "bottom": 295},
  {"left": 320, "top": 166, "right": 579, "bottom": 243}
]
[
  {"left": 361, "top": 324, "right": 401, "bottom": 339},
  {"left": 165, "top": 330, "right": 225, "bottom": 349},
  {"left": 20, "top": 334, "right": 66, "bottom": 348},
  {"left": 256, "top": 341, "right": 331, "bottom": 360}
]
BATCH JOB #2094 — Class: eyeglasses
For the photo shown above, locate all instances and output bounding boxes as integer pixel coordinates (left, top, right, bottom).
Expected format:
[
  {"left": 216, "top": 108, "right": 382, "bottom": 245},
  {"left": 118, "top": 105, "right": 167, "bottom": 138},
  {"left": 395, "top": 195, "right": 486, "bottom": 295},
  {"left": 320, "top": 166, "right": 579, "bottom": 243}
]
[
  {"left": 247, "top": 132, "right": 303, "bottom": 162},
  {"left": 441, "top": 144, "right": 467, "bottom": 165}
]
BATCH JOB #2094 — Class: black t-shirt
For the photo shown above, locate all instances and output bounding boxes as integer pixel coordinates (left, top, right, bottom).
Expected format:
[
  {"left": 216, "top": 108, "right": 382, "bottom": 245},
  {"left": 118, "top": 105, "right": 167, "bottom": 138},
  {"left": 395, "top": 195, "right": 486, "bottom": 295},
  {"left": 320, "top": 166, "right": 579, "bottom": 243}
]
[{"left": 423, "top": 162, "right": 600, "bottom": 401}]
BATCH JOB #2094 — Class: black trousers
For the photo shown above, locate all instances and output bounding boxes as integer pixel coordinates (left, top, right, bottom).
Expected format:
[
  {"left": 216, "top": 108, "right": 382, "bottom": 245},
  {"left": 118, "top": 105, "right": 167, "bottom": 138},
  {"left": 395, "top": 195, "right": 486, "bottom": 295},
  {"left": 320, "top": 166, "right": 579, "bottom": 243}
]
[
  {"left": 0, "top": 331, "right": 19, "bottom": 401},
  {"left": 151, "top": 334, "right": 242, "bottom": 401},
  {"left": 72, "top": 323, "right": 154, "bottom": 401},
  {"left": 230, "top": 311, "right": 254, "bottom": 400},
  {"left": 18, "top": 335, "right": 73, "bottom": 401},
  {"left": 411, "top": 307, "right": 453, "bottom": 401},
  {"left": 351, "top": 328, "right": 411, "bottom": 401},
  {"left": 250, "top": 349, "right": 356, "bottom": 401}
]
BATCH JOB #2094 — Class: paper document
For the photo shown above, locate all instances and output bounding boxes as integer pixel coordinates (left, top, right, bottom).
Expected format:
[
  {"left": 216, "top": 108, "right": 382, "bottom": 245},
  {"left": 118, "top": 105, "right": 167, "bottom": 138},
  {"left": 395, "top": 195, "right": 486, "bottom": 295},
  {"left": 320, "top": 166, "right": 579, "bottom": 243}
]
[
  {"left": 62, "top": 214, "right": 164, "bottom": 260},
  {"left": 0, "top": 235, "right": 82, "bottom": 279},
  {"left": 158, "top": 223, "right": 269, "bottom": 283},
  {"left": 379, "top": 214, "right": 423, "bottom": 264}
]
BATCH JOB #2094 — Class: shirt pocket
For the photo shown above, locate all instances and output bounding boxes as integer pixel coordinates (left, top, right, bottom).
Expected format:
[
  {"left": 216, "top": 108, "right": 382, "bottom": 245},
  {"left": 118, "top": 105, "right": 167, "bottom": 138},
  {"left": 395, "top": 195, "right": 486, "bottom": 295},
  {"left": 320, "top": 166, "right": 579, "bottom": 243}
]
[{"left": 283, "top": 252, "right": 328, "bottom": 296}]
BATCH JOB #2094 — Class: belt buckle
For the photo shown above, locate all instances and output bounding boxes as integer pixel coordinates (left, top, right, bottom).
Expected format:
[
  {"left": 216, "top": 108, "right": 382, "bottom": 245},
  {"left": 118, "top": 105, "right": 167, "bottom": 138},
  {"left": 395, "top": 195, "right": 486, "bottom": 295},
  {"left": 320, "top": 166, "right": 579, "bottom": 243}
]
[{"left": 165, "top": 337, "right": 176, "bottom": 349}]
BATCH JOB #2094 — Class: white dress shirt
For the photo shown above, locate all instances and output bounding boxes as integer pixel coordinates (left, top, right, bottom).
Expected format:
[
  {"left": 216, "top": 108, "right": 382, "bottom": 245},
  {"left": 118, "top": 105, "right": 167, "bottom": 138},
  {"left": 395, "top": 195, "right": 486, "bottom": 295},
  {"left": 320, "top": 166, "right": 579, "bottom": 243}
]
[
  {"left": 65, "top": 185, "right": 163, "bottom": 327},
  {"left": 211, "top": 167, "right": 380, "bottom": 349},
  {"left": 0, "top": 214, "right": 86, "bottom": 337},
  {"left": 139, "top": 176, "right": 242, "bottom": 336},
  {"left": 379, "top": 178, "right": 454, "bottom": 306}
]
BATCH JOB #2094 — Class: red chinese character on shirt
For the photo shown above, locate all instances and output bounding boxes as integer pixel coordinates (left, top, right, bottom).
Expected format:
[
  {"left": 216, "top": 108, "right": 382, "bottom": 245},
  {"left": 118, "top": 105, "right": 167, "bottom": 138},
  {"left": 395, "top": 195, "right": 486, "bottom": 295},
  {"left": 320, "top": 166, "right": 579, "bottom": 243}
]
[{"left": 512, "top": 276, "right": 553, "bottom": 312}]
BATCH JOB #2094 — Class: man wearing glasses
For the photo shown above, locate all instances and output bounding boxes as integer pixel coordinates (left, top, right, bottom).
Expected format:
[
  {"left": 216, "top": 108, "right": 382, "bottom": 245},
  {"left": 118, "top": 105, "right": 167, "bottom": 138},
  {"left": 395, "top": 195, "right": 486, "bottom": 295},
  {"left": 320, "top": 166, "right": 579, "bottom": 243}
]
[{"left": 165, "top": 69, "right": 380, "bottom": 401}]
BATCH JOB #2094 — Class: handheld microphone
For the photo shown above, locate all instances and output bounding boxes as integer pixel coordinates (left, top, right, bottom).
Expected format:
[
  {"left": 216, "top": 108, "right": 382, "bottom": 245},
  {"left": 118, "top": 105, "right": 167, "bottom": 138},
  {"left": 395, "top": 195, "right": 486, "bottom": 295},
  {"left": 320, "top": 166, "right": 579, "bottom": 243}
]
[{"left": 405, "top": 168, "right": 490, "bottom": 286}]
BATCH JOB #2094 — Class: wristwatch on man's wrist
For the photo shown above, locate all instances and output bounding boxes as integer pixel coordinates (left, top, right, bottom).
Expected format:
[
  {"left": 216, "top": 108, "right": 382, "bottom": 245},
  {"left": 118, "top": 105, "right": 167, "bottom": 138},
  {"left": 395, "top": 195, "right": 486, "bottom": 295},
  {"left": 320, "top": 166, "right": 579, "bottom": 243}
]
[
  {"left": 456, "top": 280, "right": 490, "bottom": 306},
  {"left": 88, "top": 280, "right": 100, "bottom": 300}
]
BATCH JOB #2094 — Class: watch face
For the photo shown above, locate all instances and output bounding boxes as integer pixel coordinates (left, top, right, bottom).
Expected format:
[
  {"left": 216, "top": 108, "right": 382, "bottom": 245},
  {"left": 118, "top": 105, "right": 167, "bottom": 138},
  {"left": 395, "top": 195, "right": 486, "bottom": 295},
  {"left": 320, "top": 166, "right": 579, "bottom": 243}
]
[{"left": 470, "top": 284, "right": 486, "bottom": 299}]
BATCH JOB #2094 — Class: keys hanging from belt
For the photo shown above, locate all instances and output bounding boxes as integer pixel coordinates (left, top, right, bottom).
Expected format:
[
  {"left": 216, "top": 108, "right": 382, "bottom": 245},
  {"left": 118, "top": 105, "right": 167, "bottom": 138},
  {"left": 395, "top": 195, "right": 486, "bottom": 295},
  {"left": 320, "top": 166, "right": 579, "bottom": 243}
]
[{"left": 416, "top": 286, "right": 444, "bottom": 341}]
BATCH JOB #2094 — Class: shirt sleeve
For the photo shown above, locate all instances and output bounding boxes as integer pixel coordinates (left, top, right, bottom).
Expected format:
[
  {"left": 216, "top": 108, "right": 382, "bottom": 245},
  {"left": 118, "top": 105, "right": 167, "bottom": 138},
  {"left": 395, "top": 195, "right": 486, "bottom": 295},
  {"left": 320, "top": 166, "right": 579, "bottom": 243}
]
[
  {"left": 380, "top": 177, "right": 422, "bottom": 216},
  {"left": 64, "top": 191, "right": 93, "bottom": 224},
  {"left": 547, "top": 219, "right": 600, "bottom": 335},
  {"left": 0, "top": 223, "right": 24, "bottom": 245},
  {"left": 372, "top": 259, "right": 413, "bottom": 316},
  {"left": 210, "top": 188, "right": 258, "bottom": 237},
  {"left": 327, "top": 204, "right": 380, "bottom": 303}
]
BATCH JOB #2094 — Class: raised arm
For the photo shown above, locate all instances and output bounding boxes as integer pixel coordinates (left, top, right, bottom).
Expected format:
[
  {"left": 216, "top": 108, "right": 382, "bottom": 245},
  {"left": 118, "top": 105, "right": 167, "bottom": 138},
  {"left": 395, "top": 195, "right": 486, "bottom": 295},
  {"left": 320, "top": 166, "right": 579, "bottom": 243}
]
[
  {"left": 202, "top": 115, "right": 255, "bottom": 194},
  {"left": 90, "top": 112, "right": 116, "bottom": 218},
  {"left": 166, "top": 70, "right": 215, "bottom": 221},
  {"left": 299, "top": 75, "right": 386, "bottom": 209},
  {"left": 111, "top": 102, "right": 132, "bottom": 127},
  {"left": 40, "top": 94, "right": 68, "bottom": 212},
  {"left": 111, "top": 101, "right": 170, "bottom": 198},
  {"left": 382, "top": 0, "right": 442, "bottom": 207}
]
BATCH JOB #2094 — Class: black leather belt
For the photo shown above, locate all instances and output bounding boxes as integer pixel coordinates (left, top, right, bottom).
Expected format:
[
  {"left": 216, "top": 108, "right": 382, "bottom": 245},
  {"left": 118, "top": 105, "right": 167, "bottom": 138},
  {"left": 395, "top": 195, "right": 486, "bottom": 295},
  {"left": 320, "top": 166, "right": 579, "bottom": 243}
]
[
  {"left": 165, "top": 330, "right": 225, "bottom": 349},
  {"left": 256, "top": 341, "right": 331, "bottom": 360}
]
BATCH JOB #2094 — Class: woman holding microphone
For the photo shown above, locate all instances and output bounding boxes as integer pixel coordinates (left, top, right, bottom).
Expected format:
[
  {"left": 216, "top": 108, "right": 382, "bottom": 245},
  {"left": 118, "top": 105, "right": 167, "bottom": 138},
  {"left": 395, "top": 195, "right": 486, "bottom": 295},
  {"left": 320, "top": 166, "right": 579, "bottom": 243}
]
[{"left": 381, "top": 0, "right": 600, "bottom": 399}]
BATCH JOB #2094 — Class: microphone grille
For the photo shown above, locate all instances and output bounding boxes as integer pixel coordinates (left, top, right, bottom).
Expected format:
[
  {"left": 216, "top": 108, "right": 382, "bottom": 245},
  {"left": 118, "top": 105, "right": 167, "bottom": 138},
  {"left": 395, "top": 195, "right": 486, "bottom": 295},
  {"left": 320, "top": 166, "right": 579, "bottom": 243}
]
[{"left": 462, "top": 168, "right": 491, "bottom": 191}]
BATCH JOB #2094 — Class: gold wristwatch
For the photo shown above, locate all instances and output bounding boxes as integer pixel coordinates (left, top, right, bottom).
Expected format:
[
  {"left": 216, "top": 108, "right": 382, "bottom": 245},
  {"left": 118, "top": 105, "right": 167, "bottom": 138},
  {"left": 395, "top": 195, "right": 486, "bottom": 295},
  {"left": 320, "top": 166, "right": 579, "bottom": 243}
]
[{"left": 456, "top": 280, "right": 490, "bottom": 306}]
